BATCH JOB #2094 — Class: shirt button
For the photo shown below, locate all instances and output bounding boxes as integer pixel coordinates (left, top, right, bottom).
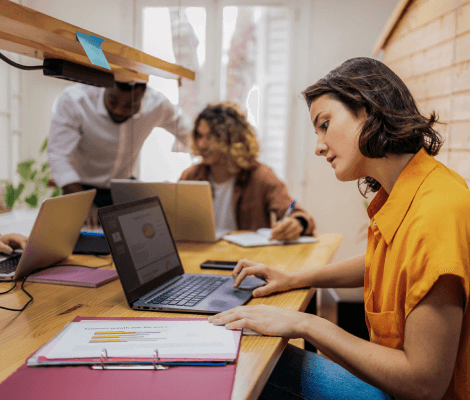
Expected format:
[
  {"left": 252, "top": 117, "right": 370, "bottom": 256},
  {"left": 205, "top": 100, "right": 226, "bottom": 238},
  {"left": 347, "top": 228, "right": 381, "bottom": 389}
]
[{"left": 373, "top": 220, "right": 377, "bottom": 226}]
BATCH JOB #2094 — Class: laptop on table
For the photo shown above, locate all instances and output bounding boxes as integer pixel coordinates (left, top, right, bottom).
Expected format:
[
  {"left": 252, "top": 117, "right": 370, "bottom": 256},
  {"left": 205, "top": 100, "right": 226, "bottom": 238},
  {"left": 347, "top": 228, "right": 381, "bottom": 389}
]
[
  {"left": 0, "top": 190, "right": 96, "bottom": 281},
  {"left": 98, "top": 196, "right": 263, "bottom": 314},
  {"left": 110, "top": 179, "right": 226, "bottom": 242}
]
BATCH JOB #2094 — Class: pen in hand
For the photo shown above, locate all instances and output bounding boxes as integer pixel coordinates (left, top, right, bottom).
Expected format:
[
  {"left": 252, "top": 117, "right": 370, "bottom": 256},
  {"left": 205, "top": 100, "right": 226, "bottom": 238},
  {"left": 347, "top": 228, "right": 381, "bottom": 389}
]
[
  {"left": 269, "top": 200, "right": 297, "bottom": 240},
  {"left": 283, "top": 200, "right": 296, "bottom": 220}
]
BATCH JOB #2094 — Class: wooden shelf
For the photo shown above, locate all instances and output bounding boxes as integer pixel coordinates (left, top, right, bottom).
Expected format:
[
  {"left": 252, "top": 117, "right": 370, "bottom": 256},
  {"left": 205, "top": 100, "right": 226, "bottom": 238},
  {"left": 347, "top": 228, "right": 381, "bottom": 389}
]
[{"left": 0, "top": 0, "right": 195, "bottom": 83}]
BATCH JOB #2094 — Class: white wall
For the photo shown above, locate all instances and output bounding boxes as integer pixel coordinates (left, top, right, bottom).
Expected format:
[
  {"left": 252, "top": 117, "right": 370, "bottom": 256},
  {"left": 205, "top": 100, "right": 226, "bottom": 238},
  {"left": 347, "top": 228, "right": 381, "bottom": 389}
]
[{"left": 298, "top": 0, "right": 399, "bottom": 262}]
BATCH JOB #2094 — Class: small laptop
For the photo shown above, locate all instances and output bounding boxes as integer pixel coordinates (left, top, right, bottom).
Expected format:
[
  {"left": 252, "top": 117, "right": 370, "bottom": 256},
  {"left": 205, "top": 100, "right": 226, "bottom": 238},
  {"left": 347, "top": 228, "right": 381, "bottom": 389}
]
[
  {"left": 110, "top": 179, "right": 224, "bottom": 242},
  {"left": 0, "top": 190, "right": 96, "bottom": 281},
  {"left": 98, "top": 196, "right": 262, "bottom": 314}
]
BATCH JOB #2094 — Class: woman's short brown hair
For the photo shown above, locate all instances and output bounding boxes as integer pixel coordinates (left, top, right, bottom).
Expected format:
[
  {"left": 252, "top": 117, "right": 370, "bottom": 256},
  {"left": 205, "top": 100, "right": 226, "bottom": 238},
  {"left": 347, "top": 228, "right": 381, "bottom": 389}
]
[
  {"left": 191, "top": 102, "right": 259, "bottom": 173},
  {"left": 302, "top": 57, "right": 443, "bottom": 196}
]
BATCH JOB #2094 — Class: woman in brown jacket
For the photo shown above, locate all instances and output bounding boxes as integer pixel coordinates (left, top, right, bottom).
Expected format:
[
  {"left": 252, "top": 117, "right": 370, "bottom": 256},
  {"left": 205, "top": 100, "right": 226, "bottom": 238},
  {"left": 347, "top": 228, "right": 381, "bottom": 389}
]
[{"left": 179, "top": 102, "right": 315, "bottom": 241}]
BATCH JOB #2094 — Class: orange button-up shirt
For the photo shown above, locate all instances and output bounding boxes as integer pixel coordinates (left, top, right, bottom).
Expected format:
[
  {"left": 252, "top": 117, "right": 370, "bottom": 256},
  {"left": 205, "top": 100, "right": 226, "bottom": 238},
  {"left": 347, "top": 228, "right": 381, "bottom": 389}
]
[{"left": 365, "top": 148, "right": 470, "bottom": 400}]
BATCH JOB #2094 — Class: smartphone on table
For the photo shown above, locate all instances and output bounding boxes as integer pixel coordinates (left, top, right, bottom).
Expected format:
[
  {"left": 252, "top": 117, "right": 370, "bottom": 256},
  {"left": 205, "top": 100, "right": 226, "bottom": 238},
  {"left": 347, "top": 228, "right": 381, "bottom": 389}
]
[{"left": 200, "top": 260, "right": 238, "bottom": 270}]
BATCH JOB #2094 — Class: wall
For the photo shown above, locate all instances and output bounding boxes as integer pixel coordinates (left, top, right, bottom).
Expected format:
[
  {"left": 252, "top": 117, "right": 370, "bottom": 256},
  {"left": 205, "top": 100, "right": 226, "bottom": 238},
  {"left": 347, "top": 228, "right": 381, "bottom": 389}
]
[
  {"left": 382, "top": 0, "right": 470, "bottom": 189},
  {"left": 299, "top": 0, "right": 400, "bottom": 263}
]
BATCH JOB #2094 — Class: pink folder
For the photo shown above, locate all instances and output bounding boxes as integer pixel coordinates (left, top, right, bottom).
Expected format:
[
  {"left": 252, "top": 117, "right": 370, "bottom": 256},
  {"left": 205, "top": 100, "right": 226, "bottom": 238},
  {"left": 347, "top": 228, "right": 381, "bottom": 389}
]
[
  {"left": 25, "top": 266, "right": 118, "bottom": 288},
  {"left": 0, "top": 317, "right": 239, "bottom": 400}
]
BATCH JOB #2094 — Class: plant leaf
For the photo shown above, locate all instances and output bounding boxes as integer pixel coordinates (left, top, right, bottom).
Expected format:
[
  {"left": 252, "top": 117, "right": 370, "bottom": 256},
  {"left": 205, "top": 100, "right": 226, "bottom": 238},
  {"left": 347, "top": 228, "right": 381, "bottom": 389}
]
[
  {"left": 52, "top": 187, "right": 62, "bottom": 197},
  {"left": 14, "top": 183, "right": 25, "bottom": 199},
  {"left": 4, "top": 183, "right": 15, "bottom": 209},
  {"left": 25, "top": 193, "right": 38, "bottom": 208},
  {"left": 17, "top": 160, "right": 35, "bottom": 180},
  {"left": 40, "top": 137, "right": 48, "bottom": 153}
]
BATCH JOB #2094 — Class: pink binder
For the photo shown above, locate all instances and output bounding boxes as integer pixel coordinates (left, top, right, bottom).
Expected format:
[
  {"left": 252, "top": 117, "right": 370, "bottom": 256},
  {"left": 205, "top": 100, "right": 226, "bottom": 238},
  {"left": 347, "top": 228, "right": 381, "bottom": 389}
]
[{"left": 0, "top": 317, "right": 239, "bottom": 400}]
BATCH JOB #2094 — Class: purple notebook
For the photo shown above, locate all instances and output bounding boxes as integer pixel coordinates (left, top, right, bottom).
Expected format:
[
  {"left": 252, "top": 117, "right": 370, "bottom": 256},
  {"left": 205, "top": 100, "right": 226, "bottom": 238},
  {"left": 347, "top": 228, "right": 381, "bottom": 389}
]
[{"left": 26, "top": 266, "right": 118, "bottom": 288}]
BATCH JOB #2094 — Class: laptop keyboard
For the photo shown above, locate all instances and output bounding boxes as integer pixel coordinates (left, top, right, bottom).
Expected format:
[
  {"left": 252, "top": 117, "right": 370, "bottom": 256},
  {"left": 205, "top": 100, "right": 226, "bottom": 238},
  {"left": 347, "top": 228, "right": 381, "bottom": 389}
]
[
  {"left": 0, "top": 254, "right": 21, "bottom": 274},
  {"left": 147, "top": 275, "right": 228, "bottom": 307}
]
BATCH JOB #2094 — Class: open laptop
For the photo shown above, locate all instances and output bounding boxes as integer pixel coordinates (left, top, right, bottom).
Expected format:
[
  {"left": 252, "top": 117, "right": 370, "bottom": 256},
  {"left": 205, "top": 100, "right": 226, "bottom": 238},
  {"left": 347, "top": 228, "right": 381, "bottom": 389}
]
[
  {"left": 98, "top": 196, "right": 263, "bottom": 314},
  {"left": 0, "top": 190, "right": 96, "bottom": 281},
  {"left": 110, "top": 179, "right": 225, "bottom": 242}
]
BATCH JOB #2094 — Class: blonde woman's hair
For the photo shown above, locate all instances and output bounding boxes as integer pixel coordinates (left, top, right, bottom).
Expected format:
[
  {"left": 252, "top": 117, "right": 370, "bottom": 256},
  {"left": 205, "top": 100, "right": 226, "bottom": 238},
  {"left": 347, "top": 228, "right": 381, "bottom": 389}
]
[{"left": 191, "top": 102, "right": 260, "bottom": 174}]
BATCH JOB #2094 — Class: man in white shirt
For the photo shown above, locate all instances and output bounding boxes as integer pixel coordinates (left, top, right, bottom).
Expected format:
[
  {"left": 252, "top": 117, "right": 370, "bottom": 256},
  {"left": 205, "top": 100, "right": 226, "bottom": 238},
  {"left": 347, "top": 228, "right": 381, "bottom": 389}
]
[{"left": 48, "top": 81, "right": 192, "bottom": 227}]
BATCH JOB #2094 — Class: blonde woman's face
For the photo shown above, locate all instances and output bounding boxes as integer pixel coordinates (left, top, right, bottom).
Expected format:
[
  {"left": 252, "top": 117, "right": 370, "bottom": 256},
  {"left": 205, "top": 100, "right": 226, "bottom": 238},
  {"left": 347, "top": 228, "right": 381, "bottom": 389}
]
[{"left": 195, "top": 119, "right": 228, "bottom": 168}]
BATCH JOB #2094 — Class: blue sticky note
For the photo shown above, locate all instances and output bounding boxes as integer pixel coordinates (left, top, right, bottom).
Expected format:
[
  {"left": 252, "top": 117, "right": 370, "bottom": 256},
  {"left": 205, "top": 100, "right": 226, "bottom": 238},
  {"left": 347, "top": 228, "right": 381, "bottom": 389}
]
[{"left": 76, "top": 31, "right": 111, "bottom": 70}]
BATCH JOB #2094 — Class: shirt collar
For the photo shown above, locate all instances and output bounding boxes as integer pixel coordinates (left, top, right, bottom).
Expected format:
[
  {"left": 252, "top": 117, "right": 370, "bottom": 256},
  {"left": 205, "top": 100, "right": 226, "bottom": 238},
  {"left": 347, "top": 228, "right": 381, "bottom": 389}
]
[{"left": 367, "top": 148, "right": 438, "bottom": 244}]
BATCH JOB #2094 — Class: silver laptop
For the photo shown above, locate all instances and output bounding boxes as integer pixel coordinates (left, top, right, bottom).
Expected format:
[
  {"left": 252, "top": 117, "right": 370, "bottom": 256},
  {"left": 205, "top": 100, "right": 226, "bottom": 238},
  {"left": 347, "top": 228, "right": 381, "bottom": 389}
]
[
  {"left": 110, "top": 180, "right": 225, "bottom": 242},
  {"left": 98, "top": 196, "right": 264, "bottom": 314},
  {"left": 0, "top": 190, "right": 96, "bottom": 281}
]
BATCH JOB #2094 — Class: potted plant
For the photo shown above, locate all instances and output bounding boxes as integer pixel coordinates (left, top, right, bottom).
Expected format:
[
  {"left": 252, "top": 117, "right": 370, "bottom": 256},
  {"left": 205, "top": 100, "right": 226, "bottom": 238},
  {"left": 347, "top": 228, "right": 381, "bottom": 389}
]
[{"left": 1, "top": 138, "right": 61, "bottom": 210}]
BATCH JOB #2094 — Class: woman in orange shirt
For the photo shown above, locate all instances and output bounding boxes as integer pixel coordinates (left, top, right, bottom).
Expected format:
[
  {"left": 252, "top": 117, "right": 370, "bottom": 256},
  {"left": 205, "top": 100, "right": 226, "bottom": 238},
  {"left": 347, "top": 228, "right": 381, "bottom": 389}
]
[{"left": 209, "top": 57, "right": 470, "bottom": 400}]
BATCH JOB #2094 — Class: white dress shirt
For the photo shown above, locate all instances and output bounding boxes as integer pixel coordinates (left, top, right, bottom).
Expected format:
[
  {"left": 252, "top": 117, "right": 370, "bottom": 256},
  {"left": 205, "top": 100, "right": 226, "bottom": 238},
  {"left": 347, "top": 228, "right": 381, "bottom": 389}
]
[{"left": 48, "top": 84, "right": 192, "bottom": 189}]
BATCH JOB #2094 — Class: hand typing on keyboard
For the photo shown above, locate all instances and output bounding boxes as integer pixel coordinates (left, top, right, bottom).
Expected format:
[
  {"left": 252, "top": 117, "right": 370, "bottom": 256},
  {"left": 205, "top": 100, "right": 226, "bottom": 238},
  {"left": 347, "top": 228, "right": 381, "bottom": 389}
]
[{"left": 0, "top": 233, "right": 28, "bottom": 255}]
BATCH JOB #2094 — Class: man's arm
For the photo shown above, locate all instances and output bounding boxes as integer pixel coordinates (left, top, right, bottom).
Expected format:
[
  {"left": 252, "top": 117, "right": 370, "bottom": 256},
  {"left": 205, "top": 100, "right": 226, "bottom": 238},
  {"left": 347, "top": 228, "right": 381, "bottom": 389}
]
[
  {"left": 47, "top": 91, "right": 83, "bottom": 189},
  {"left": 148, "top": 90, "right": 193, "bottom": 149}
]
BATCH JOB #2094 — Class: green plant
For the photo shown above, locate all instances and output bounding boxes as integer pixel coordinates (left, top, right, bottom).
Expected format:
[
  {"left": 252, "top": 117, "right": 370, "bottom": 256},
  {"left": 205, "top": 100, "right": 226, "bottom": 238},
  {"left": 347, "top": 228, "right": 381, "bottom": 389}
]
[{"left": 2, "top": 138, "right": 62, "bottom": 209}]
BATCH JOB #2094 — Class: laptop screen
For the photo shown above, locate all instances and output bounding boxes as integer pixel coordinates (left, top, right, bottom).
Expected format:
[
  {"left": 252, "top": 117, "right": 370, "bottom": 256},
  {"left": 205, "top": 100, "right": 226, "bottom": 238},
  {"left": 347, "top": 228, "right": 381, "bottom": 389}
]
[{"left": 98, "top": 196, "right": 185, "bottom": 305}]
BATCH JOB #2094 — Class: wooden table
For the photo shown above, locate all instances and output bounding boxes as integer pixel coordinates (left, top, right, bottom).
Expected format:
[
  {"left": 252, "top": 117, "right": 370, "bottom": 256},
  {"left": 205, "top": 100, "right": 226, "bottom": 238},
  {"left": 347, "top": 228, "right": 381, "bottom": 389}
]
[{"left": 0, "top": 233, "right": 342, "bottom": 400}]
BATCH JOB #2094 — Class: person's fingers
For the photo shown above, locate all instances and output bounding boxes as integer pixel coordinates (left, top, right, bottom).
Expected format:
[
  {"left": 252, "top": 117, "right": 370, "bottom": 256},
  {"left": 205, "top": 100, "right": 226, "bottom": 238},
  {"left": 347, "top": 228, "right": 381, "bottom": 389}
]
[
  {"left": 16, "top": 235, "right": 28, "bottom": 250},
  {"left": 272, "top": 218, "right": 302, "bottom": 241},
  {"left": 270, "top": 219, "right": 292, "bottom": 239},
  {"left": 208, "top": 306, "right": 240, "bottom": 323},
  {"left": 252, "top": 282, "right": 278, "bottom": 297},
  {"left": 233, "top": 265, "right": 267, "bottom": 288},
  {"left": 0, "top": 241, "right": 13, "bottom": 255},
  {"left": 281, "top": 224, "right": 303, "bottom": 241},
  {"left": 232, "top": 259, "right": 257, "bottom": 280}
]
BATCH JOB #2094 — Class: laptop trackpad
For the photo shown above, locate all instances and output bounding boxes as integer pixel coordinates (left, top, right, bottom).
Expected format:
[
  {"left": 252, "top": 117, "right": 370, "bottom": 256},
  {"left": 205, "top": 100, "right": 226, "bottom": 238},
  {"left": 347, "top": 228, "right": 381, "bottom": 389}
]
[{"left": 238, "top": 276, "right": 266, "bottom": 291}]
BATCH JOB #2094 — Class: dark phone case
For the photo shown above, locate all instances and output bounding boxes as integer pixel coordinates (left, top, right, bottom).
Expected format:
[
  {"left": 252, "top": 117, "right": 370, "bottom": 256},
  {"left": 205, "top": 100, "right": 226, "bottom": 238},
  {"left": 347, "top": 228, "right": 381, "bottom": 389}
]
[{"left": 200, "top": 261, "right": 238, "bottom": 270}]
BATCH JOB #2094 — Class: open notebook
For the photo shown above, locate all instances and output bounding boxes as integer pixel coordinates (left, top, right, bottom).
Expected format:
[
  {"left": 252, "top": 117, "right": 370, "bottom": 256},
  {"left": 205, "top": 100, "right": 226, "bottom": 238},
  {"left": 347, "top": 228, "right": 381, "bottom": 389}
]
[{"left": 223, "top": 228, "right": 318, "bottom": 247}]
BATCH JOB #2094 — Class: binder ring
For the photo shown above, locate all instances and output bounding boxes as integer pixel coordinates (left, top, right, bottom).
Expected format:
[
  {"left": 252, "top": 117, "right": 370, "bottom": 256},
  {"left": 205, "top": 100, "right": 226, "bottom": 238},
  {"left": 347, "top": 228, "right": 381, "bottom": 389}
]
[
  {"left": 100, "top": 348, "right": 108, "bottom": 370},
  {"left": 153, "top": 350, "right": 159, "bottom": 370}
]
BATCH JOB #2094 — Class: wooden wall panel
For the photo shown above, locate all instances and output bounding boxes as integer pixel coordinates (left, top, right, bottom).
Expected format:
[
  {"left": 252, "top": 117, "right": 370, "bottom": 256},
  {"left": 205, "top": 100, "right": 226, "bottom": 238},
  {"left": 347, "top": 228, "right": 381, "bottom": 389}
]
[
  {"left": 457, "top": 2, "right": 470, "bottom": 35},
  {"left": 380, "top": 0, "right": 470, "bottom": 180},
  {"left": 449, "top": 152, "right": 470, "bottom": 179},
  {"left": 455, "top": 32, "right": 470, "bottom": 63},
  {"left": 385, "top": 12, "right": 455, "bottom": 62},
  {"left": 406, "top": 67, "right": 453, "bottom": 100},
  {"left": 449, "top": 121, "right": 470, "bottom": 150},
  {"left": 452, "top": 93, "right": 470, "bottom": 120},
  {"left": 454, "top": 61, "right": 470, "bottom": 92}
]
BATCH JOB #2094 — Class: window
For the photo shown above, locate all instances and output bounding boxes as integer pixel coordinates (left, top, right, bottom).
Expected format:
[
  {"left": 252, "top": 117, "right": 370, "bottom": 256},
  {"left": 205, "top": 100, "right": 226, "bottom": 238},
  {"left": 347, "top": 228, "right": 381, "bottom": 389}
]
[{"left": 136, "top": 0, "right": 301, "bottom": 183}]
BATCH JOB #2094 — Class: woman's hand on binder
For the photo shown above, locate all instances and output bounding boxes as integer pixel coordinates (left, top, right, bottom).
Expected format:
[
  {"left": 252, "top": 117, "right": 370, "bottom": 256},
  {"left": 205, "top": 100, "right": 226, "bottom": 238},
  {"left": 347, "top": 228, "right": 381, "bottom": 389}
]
[
  {"left": 232, "top": 258, "right": 296, "bottom": 297},
  {"left": 0, "top": 233, "right": 28, "bottom": 254},
  {"left": 209, "top": 304, "right": 308, "bottom": 338}
]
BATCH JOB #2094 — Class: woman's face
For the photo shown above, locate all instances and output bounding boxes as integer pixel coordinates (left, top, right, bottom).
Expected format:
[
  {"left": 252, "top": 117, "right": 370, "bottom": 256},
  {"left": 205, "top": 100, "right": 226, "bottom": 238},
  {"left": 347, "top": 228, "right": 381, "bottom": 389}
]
[
  {"left": 310, "top": 94, "right": 368, "bottom": 182},
  {"left": 195, "top": 119, "right": 227, "bottom": 168}
]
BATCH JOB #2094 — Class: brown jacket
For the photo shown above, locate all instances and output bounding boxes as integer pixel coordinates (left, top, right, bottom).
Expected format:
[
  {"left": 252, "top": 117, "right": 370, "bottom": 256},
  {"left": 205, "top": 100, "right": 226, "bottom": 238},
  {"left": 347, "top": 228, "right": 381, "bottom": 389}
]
[{"left": 179, "top": 163, "right": 315, "bottom": 235}]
